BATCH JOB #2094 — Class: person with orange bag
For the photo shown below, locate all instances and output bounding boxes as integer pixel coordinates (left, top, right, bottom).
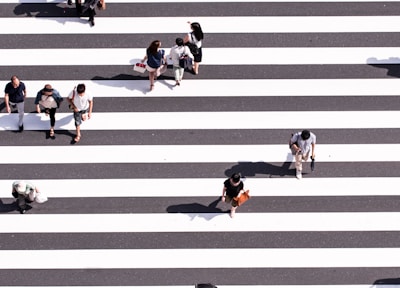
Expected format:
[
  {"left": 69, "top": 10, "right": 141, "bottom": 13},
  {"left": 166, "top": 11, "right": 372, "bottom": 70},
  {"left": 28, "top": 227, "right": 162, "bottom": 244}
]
[{"left": 221, "top": 173, "right": 245, "bottom": 218}]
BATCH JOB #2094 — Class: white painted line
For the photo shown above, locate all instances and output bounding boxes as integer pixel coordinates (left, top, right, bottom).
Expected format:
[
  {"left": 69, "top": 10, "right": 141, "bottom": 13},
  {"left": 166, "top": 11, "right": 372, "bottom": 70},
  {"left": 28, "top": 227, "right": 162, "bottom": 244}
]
[
  {"left": 2, "top": 212, "right": 400, "bottom": 233},
  {"left": 0, "top": 144, "right": 399, "bottom": 164},
  {"left": 0, "top": 286, "right": 381, "bottom": 288},
  {"left": 2, "top": 16, "right": 400, "bottom": 34},
  {"left": 1, "top": 48, "right": 400, "bottom": 65},
  {"left": 1, "top": 247, "right": 400, "bottom": 268},
  {"left": 1, "top": 177, "right": 399, "bottom": 198},
  {"left": 0, "top": 286, "right": 386, "bottom": 288},
  {"left": 1, "top": 111, "right": 399, "bottom": 131},
  {"left": 8, "top": 0, "right": 400, "bottom": 2},
  {"left": 1, "top": 79, "right": 399, "bottom": 99},
  {"left": 0, "top": 286, "right": 385, "bottom": 288}
]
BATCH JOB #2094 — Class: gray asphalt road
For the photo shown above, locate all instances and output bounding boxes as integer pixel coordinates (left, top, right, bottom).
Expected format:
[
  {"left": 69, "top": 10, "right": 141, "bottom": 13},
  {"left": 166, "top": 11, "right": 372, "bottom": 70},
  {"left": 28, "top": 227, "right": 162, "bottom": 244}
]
[{"left": 0, "top": 1, "right": 400, "bottom": 287}]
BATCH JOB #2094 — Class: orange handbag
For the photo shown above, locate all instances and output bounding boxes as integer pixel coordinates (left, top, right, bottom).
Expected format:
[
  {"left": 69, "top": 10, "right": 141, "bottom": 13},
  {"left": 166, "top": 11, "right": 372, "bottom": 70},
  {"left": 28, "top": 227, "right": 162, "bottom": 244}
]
[{"left": 234, "top": 189, "right": 250, "bottom": 206}]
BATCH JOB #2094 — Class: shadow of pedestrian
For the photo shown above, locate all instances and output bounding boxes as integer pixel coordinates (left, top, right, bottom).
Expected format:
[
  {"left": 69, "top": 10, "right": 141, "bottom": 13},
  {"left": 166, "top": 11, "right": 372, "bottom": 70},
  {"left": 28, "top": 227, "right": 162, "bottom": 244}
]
[
  {"left": 372, "top": 277, "right": 400, "bottom": 287},
  {"left": 225, "top": 161, "right": 293, "bottom": 178},
  {"left": 367, "top": 57, "right": 400, "bottom": 78},
  {"left": 166, "top": 198, "right": 229, "bottom": 220},
  {"left": 92, "top": 68, "right": 176, "bottom": 94},
  {"left": 13, "top": 2, "right": 78, "bottom": 17},
  {"left": 0, "top": 199, "right": 19, "bottom": 213}
]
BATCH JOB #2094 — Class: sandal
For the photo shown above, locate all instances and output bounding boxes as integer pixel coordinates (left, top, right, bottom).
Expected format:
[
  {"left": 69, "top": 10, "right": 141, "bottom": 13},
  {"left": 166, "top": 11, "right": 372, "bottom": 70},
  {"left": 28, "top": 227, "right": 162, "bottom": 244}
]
[
  {"left": 49, "top": 129, "right": 55, "bottom": 137},
  {"left": 74, "top": 135, "right": 81, "bottom": 142},
  {"left": 150, "top": 84, "right": 154, "bottom": 91}
]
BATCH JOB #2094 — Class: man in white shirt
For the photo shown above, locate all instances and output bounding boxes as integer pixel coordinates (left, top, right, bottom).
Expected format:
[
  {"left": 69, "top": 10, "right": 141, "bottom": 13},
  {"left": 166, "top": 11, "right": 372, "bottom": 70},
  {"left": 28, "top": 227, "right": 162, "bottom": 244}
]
[
  {"left": 67, "top": 83, "right": 93, "bottom": 143},
  {"left": 289, "top": 130, "right": 316, "bottom": 179}
]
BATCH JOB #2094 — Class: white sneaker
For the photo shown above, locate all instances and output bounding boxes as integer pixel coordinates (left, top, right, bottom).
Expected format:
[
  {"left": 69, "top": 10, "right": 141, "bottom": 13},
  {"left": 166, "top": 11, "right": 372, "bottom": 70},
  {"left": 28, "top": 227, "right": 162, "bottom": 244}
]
[{"left": 296, "top": 170, "right": 302, "bottom": 179}]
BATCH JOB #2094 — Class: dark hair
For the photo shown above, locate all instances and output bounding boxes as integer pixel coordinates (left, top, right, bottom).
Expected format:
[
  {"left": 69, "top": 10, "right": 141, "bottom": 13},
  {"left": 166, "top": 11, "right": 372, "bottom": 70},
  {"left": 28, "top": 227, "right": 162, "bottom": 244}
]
[
  {"left": 230, "top": 173, "right": 241, "bottom": 183},
  {"left": 77, "top": 83, "right": 86, "bottom": 94},
  {"left": 11, "top": 75, "right": 19, "bottom": 81},
  {"left": 191, "top": 22, "right": 204, "bottom": 41},
  {"left": 43, "top": 84, "right": 53, "bottom": 93},
  {"left": 147, "top": 40, "right": 161, "bottom": 55},
  {"left": 175, "top": 37, "right": 184, "bottom": 46},
  {"left": 301, "top": 130, "right": 311, "bottom": 140}
]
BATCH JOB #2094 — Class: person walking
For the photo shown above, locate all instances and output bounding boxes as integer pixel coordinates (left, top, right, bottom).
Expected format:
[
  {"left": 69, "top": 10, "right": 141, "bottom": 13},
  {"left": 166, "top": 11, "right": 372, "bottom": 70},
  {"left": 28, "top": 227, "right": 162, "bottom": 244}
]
[
  {"left": 169, "top": 37, "right": 193, "bottom": 86},
  {"left": 221, "top": 173, "right": 245, "bottom": 218},
  {"left": 141, "top": 40, "right": 167, "bottom": 91},
  {"left": 289, "top": 129, "right": 316, "bottom": 179},
  {"left": 68, "top": 0, "right": 83, "bottom": 16},
  {"left": 4, "top": 75, "right": 27, "bottom": 132},
  {"left": 81, "top": 0, "right": 106, "bottom": 26},
  {"left": 67, "top": 83, "right": 93, "bottom": 143},
  {"left": 35, "top": 84, "right": 63, "bottom": 139},
  {"left": 184, "top": 22, "right": 204, "bottom": 75},
  {"left": 11, "top": 180, "right": 41, "bottom": 214}
]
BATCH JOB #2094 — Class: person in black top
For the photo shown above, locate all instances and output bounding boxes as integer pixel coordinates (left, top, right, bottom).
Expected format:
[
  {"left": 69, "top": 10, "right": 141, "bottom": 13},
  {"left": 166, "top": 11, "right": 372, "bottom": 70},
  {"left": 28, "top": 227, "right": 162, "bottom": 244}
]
[
  {"left": 184, "top": 22, "right": 204, "bottom": 75},
  {"left": 222, "top": 173, "right": 244, "bottom": 218},
  {"left": 4, "top": 75, "right": 26, "bottom": 132}
]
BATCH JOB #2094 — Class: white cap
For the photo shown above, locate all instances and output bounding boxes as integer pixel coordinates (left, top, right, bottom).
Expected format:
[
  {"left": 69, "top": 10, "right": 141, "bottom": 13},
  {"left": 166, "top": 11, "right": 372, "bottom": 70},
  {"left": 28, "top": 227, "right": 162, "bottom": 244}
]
[{"left": 15, "top": 181, "right": 27, "bottom": 193}]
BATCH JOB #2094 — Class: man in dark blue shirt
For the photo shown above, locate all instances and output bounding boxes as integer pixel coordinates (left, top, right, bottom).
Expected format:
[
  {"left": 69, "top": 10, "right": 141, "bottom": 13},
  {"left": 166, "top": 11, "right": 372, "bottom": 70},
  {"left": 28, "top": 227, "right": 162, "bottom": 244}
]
[{"left": 4, "top": 75, "right": 27, "bottom": 132}]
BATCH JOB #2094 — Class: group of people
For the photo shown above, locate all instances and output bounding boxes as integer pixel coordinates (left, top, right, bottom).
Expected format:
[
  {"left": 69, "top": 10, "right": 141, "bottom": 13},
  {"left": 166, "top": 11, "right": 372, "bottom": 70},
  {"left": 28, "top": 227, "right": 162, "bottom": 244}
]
[
  {"left": 141, "top": 22, "right": 204, "bottom": 91},
  {"left": 223, "top": 130, "right": 316, "bottom": 217},
  {"left": 8, "top": 129, "right": 315, "bottom": 215},
  {"left": 4, "top": 76, "right": 94, "bottom": 143},
  {"left": 3, "top": 23, "right": 203, "bottom": 137},
  {"left": 4, "top": 2, "right": 314, "bottom": 216}
]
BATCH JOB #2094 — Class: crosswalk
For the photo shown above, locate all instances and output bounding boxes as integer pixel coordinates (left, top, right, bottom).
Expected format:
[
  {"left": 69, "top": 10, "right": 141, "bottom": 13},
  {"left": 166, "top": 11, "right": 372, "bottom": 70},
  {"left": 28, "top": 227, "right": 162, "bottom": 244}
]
[{"left": 1, "top": 0, "right": 400, "bottom": 287}]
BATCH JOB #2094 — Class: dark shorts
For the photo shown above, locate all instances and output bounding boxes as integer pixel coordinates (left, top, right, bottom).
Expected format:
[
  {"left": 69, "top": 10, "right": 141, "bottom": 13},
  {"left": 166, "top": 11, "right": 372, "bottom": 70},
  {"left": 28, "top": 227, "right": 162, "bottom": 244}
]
[
  {"left": 224, "top": 195, "right": 238, "bottom": 207},
  {"left": 194, "top": 47, "right": 202, "bottom": 63},
  {"left": 73, "top": 109, "right": 87, "bottom": 127}
]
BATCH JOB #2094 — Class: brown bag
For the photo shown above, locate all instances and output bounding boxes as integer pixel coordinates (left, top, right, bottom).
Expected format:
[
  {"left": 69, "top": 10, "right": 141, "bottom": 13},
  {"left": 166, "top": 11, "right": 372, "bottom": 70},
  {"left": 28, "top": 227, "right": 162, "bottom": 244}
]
[{"left": 234, "top": 189, "right": 250, "bottom": 206}]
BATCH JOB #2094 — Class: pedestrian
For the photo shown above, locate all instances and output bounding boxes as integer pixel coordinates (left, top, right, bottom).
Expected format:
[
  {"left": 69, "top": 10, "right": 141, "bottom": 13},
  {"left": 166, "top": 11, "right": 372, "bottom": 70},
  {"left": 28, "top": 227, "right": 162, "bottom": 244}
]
[
  {"left": 169, "top": 37, "right": 193, "bottom": 86},
  {"left": 289, "top": 129, "right": 316, "bottom": 179},
  {"left": 184, "top": 22, "right": 204, "bottom": 75},
  {"left": 141, "top": 40, "right": 167, "bottom": 91},
  {"left": 221, "top": 173, "right": 245, "bottom": 218},
  {"left": 4, "top": 75, "right": 26, "bottom": 132},
  {"left": 82, "top": 0, "right": 106, "bottom": 26},
  {"left": 67, "top": 83, "right": 93, "bottom": 143},
  {"left": 11, "top": 180, "right": 42, "bottom": 214},
  {"left": 35, "top": 84, "right": 63, "bottom": 138},
  {"left": 68, "top": 0, "right": 83, "bottom": 16}
]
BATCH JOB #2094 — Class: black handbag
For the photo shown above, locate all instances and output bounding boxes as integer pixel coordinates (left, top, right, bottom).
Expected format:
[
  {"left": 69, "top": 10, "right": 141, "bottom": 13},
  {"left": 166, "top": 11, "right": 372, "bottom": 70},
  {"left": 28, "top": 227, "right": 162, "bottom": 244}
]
[
  {"left": 179, "top": 55, "right": 192, "bottom": 69},
  {"left": 186, "top": 33, "right": 200, "bottom": 55},
  {"left": 186, "top": 42, "right": 199, "bottom": 55}
]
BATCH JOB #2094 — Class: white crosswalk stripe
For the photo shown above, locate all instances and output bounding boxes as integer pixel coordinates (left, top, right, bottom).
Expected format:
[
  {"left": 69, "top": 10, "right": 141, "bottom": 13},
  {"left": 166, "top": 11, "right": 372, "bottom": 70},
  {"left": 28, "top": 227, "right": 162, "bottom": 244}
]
[
  {"left": 3, "top": 16, "right": 400, "bottom": 34},
  {"left": 1, "top": 144, "right": 400, "bottom": 163},
  {"left": 1, "top": 79, "right": 400, "bottom": 98},
  {"left": 0, "top": 0, "right": 399, "bottom": 287},
  {"left": 3, "top": 248, "right": 400, "bottom": 268},
  {"left": 2, "top": 111, "right": 400, "bottom": 130},
  {"left": 2, "top": 177, "right": 400, "bottom": 197},
  {"left": 2, "top": 212, "right": 400, "bottom": 233}
]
